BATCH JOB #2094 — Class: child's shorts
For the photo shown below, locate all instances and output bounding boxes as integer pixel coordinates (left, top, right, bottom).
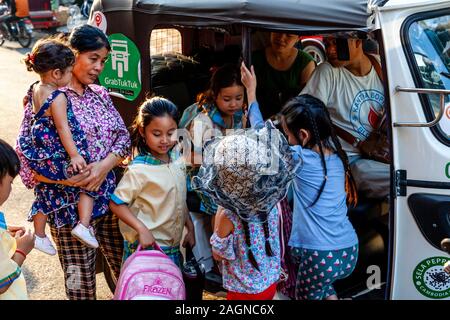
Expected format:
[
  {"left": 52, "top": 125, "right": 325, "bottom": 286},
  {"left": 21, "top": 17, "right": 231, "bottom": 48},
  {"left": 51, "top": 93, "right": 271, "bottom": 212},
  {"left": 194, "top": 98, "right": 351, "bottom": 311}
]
[
  {"left": 227, "top": 282, "right": 277, "bottom": 300},
  {"left": 291, "top": 245, "right": 359, "bottom": 300}
]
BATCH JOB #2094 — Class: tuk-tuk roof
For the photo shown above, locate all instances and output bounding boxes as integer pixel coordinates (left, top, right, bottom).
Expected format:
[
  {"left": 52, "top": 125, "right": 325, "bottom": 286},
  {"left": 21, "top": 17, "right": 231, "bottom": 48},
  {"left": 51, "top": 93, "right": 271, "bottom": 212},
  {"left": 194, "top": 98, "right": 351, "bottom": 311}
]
[
  {"left": 95, "top": 0, "right": 389, "bottom": 32},
  {"left": 380, "top": 0, "right": 449, "bottom": 11}
]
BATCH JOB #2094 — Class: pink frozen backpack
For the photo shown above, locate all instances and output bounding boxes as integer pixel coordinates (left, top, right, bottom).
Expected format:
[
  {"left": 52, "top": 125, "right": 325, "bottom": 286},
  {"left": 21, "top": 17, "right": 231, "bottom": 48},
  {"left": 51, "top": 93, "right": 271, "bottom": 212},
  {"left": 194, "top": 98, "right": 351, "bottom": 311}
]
[{"left": 114, "top": 244, "right": 186, "bottom": 300}]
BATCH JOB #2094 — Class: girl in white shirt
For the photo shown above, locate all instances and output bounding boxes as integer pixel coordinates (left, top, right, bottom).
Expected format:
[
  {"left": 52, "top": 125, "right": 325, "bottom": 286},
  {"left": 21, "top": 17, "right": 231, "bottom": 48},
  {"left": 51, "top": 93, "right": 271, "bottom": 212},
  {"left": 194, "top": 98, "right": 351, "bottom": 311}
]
[{"left": 110, "top": 97, "right": 195, "bottom": 267}]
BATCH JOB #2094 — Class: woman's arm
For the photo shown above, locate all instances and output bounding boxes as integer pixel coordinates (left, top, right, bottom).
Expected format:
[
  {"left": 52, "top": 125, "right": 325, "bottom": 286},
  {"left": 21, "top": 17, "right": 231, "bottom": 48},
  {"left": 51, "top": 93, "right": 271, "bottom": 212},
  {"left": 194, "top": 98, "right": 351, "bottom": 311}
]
[
  {"left": 73, "top": 88, "right": 130, "bottom": 192},
  {"left": 103, "top": 89, "right": 131, "bottom": 159},
  {"left": 34, "top": 170, "right": 90, "bottom": 187},
  {"left": 81, "top": 153, "right": 123, "bottom": 191},
  {"left": 300, "top": 60, "right": 316, "bottom": 89}
]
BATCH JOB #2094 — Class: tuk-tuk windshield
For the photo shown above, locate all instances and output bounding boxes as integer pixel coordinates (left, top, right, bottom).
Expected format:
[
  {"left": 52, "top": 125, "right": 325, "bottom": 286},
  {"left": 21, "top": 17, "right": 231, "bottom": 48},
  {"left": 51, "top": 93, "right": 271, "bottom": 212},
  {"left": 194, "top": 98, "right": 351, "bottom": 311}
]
[{"left": 407, "top": 12, "right": 450, "bottom": 140}]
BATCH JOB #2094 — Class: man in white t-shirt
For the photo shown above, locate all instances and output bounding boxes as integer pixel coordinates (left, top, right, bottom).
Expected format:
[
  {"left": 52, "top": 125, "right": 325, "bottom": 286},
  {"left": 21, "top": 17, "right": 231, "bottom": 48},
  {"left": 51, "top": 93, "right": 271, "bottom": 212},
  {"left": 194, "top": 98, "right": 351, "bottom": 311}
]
[{"left": 301, "top": 35, "right": 389, "bottom": 199}]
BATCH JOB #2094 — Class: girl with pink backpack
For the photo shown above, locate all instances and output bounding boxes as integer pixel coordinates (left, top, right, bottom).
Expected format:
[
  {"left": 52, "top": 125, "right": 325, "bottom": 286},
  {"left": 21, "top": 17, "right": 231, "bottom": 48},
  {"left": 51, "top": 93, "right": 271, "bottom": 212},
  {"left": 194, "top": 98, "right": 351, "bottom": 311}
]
[{"left": 109, "top": 97, "right": 196, "bottom": 299}]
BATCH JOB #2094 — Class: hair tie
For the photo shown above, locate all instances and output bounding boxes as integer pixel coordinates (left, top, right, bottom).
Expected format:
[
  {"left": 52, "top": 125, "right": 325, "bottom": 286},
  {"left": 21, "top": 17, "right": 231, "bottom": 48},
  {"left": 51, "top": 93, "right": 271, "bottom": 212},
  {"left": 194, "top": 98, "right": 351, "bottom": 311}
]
[{"left": 27, "top": 53, "right": 35, "bottom": 64}]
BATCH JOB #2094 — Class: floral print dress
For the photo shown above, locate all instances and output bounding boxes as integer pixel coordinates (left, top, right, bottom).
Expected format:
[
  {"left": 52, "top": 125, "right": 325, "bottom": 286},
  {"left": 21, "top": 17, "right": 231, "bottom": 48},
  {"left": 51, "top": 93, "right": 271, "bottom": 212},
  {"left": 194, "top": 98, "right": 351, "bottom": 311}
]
[
  {"left": 210, "top": 206, "right": 281, "bottom": 294},
  {"left": 17, "top": 83, "right": 116, "bottom": 227},
  {"left": 16, "top": 83, "right": 130, "bottom": 228}
]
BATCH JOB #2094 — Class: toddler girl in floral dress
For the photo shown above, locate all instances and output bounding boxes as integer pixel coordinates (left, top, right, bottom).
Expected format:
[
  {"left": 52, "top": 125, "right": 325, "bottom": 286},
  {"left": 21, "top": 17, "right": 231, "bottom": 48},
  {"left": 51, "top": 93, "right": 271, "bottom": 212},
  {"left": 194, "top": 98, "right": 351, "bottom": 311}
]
[{"left": 18, "top": 38, "right": 112, "bottom": 254}]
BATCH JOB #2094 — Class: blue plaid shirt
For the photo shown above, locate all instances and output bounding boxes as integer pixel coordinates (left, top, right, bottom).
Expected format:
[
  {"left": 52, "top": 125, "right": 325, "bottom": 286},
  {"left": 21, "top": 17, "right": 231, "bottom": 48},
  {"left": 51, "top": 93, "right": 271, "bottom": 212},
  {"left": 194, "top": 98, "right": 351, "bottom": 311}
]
[{"left": 132, "top": 149, "right": 179, "bottom": 165}]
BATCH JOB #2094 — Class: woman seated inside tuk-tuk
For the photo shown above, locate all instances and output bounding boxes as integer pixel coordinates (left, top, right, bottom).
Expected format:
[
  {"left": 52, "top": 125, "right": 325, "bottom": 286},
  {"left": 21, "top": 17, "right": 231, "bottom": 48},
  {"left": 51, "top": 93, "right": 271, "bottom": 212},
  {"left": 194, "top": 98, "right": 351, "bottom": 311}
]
[{"left": 252, "top": 32, "right": 316, "bottom": 120}]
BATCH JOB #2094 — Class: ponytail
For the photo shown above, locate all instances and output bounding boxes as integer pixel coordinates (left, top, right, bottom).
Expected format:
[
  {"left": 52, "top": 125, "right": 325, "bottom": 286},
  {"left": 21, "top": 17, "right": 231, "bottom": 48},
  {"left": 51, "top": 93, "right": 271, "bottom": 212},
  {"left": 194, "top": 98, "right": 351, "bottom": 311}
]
[
  {"left": 323, "top": 108, "right": 358, "bottom": 207},
  {"left": 242, "top": 221, "right": 259, "bottom": 271},
  {"left": 263, "top": 221, "right": 274, "bottom": 257},
  {"left": 281, "top": 94, "right": 358, "bottom": 207},
  {"left": 305, "top": 108, "right": 328, "bottom": 207}
]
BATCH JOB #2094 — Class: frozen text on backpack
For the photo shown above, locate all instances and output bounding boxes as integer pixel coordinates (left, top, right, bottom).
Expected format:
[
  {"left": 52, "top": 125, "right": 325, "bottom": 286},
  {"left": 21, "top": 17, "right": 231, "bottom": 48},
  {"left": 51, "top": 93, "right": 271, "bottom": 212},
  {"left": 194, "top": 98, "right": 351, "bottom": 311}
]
[{"left": 114, "top": 244, "right": 186, "bottom": 300}]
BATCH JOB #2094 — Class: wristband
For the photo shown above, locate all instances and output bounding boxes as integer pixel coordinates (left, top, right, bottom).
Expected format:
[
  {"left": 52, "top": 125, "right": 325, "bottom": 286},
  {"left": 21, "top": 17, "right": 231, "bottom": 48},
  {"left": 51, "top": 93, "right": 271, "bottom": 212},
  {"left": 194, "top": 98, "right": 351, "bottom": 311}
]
[{"left": 15, "top": 249, "right": 27, "bottom": 259}]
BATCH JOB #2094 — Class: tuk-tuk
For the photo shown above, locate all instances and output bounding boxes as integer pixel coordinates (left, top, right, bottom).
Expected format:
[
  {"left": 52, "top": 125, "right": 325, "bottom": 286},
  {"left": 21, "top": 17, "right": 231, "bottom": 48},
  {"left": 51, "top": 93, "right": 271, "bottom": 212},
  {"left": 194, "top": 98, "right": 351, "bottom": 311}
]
[{"left": 89, "top": 0, "right": 450, "bottom": 300}]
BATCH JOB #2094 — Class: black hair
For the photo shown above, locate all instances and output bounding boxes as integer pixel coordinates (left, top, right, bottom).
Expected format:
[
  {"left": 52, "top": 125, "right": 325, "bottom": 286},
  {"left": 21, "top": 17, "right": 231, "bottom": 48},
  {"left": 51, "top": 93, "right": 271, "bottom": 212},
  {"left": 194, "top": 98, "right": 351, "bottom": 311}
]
[
  {"left": 281, "top": 94, "right": 358, "bottom": 207},
  {"left": 242, "top": 219, "right": 274, "bottom": 272},
  {"left": 24, "top": 38, "right": 75, "bottom": 74},
  {"left": 196, "top": 63, "right": 244, "bottom": 108},
  {"left": 130, "top": 96, "right": 179, "bottom": 157},
  {"left": 69, "top": 24, "right": 111, "bottom": 53},
  {"left": 0, "top": 139, "right": 20, "bottom": 180}
]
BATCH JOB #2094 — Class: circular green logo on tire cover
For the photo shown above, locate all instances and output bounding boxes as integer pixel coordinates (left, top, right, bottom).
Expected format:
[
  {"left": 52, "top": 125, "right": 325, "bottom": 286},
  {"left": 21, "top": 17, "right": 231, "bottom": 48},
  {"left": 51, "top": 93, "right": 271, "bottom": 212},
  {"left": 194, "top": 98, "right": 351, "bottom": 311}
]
[
  {"left": 99, "top": 33, "right": 141, "bottom": 101},
  {"left": 413, "top": 256, "right": 450, "bottom": 299}
]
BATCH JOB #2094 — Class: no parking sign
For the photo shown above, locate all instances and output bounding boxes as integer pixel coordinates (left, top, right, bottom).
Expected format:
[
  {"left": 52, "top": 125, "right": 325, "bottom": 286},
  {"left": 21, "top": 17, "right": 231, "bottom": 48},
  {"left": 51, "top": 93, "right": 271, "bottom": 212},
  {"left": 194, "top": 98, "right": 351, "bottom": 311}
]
[{"left": 89, "top": 11, "right": 107, "bottom": 33}]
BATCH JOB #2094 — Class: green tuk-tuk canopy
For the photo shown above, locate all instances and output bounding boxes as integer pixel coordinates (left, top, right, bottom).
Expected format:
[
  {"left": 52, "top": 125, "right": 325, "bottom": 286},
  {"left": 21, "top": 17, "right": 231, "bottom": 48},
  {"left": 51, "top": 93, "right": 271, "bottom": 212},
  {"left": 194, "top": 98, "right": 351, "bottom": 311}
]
[{"left": 94, "top": 0, "right": 389, "bottom": 32}]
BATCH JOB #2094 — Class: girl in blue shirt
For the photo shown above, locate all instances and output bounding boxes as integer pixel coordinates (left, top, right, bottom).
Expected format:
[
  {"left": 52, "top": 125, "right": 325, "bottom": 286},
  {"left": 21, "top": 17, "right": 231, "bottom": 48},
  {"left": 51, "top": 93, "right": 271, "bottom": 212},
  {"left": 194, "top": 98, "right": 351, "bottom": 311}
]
[{"left": 241, "top": 62, "right": 359, "bottom": 300}]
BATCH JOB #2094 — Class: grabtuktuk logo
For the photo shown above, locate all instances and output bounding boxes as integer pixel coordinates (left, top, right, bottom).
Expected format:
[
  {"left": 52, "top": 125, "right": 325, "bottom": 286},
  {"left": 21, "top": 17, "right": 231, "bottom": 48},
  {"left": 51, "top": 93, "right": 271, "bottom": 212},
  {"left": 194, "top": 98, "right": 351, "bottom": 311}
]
[{"left": 413, "top": 256, "right": 450, "bottom": 299}]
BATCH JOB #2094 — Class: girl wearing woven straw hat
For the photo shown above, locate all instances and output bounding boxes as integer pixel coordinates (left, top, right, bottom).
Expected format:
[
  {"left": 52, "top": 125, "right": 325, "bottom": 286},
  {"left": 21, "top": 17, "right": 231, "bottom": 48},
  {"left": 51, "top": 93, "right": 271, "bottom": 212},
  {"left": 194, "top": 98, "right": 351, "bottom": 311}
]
[
  {"left": 241, "top": 62, "right": 359, "bottom": 300},
  {"left": 193, "top": 129, "right": 291, "bottom": 300}
]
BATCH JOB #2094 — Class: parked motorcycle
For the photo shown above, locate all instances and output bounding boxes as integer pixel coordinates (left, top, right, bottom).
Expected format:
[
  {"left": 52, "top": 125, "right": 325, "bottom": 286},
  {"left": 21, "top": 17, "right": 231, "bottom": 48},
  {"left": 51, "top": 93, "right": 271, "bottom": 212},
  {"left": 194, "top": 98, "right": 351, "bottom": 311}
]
[{"left": 0, "top": 5, "right": 33, "bottom": 48}]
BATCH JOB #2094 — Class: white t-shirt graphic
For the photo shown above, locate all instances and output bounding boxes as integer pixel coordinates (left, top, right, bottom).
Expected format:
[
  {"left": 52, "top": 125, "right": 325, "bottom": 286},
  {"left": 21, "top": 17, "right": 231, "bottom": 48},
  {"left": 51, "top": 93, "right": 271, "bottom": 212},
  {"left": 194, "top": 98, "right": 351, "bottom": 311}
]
[{"left": 301, "top": 61, "right": 385, "bottom": 155}]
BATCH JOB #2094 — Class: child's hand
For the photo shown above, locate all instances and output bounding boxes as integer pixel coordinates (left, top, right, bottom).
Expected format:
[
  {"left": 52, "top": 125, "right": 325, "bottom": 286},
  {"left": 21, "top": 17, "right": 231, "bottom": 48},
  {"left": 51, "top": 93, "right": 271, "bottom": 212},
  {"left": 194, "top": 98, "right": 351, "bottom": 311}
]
[
  {"left": 212, "top": 249, "right": 223, "bottom": 262},
  {"left": 240, "top": 62, "right": 257, "bottom": 104},
  {"left": 7, "top": 225, "right": 25, "bottom": 237},
  {"left": 444, "top": 261, "right": 450, "bottom": 274},
  {"left": 182, "top": 228, "right": 196, "bottom": 249},
  {"left": 15, "top": 229, "right": 35, "bottom": 255},
  {"left": 70, "top": 154, "right": 87, "bottom": 173},
  {"left": 138, "top": 228, "right": 155, "bottom": 249}
]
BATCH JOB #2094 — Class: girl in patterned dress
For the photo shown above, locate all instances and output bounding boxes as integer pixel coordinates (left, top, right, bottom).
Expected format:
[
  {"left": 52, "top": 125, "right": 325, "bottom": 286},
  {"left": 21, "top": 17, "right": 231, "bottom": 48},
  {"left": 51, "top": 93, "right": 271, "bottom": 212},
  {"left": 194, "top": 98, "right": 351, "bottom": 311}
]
[
  {"left": 18, "top": 38, "right": 101, "bottom": 255},
  {"left": 241, "top": 62, "right": 359, "bottom": 300}
]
